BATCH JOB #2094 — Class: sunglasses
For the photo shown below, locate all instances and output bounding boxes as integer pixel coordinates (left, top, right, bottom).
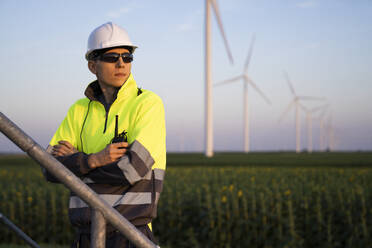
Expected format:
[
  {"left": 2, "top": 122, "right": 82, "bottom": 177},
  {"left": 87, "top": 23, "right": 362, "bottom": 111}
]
[{"left": 98, "top": 52, "right": 133, "bottom": 63}]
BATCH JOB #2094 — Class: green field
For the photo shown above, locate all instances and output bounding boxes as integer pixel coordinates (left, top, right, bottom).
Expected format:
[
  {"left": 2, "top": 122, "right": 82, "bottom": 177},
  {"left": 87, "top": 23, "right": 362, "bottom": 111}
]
[{"left": 0, "top": 152, "right": 371, "bottom": 247}]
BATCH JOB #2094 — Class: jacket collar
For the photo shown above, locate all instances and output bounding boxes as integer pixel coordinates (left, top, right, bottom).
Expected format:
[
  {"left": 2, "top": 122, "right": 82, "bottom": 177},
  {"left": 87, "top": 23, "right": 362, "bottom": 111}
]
[{"left": 84, "top": 73, "right": 138, "bottom": 102}]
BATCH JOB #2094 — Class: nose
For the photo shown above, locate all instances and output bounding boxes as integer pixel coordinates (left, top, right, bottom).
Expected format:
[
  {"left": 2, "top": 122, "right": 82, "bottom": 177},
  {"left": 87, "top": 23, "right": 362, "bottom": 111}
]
[{"left": 116, "top": 56, "right": 125, "bottom": 68}]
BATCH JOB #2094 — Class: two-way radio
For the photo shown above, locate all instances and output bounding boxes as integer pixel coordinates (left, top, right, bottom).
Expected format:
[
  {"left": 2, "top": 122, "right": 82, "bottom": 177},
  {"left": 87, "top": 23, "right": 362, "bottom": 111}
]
[{"left": 111, "top": 115, "right": 128, "bottom": 144}]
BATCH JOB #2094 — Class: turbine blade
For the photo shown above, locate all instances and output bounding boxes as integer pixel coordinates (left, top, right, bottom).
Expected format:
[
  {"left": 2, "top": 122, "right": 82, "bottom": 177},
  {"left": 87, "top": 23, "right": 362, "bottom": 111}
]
[
  {"left": 246, "top": 76, "right": 271, "bottom": 104},
  {"left": 278, "top": 100, "right": 295, "bottom": 123},
  {"left": 209, "top": 0, "right": 234, "bottom": 64},
  {"left": 214, "top": 75, "right": 243, "bottom": 87},
  {"left": 283, "top": 71, "right": 296, "bottom": 96},
  {"left": 243, "top": 34, "right": 256, "bottom": 73}
]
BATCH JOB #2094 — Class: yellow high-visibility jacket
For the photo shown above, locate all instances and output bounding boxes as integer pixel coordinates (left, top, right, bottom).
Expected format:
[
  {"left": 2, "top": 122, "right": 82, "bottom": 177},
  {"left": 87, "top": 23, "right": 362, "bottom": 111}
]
[{"left": 45, "top": 74, "right": 166, "bottom": 230}]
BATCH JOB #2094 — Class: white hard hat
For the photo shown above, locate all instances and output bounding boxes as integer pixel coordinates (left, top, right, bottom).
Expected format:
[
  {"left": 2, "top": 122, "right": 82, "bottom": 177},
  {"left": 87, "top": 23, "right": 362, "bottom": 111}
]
[{"left": 85, "top": 22, "right": 138, "bottom": 60}]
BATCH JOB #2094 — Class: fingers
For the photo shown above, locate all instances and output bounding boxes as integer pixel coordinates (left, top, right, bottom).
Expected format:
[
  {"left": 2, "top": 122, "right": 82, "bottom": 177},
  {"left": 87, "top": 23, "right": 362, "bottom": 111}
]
[
  {"left": 106, "top": 143, "right": 127, "bottom": 157},
  {"left": 111, "top": 142, "right": 129, "bottom": 149},
  {"left": 52, "top": 148, "right": 64, "bottom": 157},
  {"left": 98, "top": 143, "right": 128, "bottom": 165},
  {"left": 58, "top": 140, "right": 74, "bottom": 149},
  {"left": 108, "top": 142, "right": 128, "bottom": 154},
  {"left": 52, "top": 145, "right": 68, "bottom": 156},
  {"left": 58, "top": 140, "right": 78, "bottom": 152},
  {"left": 52, "top": 148, "right": 68, "bottom": 157},
  {"left": 52, "top": 140, "right": 78, "bottom": 156}
]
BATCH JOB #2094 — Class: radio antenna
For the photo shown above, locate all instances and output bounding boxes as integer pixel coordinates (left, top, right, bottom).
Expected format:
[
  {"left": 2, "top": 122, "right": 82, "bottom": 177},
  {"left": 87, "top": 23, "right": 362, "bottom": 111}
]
[{"left": 115, "top": 115, "right": 119, "bottom": 138}]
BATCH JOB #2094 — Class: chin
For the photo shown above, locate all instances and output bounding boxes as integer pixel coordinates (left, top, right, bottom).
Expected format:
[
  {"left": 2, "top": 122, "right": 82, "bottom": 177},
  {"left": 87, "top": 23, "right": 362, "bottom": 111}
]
[
  {"left": 109, "top": 79, "right": 125, "bottom": 87},
  {"left": 113, "top": 82, "right": 125, "bottom": 88}
]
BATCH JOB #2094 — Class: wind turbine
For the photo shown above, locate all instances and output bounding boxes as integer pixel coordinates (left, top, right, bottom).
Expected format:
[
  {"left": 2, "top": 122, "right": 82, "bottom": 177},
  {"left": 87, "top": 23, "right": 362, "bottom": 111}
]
[
  {"left": 326, "top": 111, "right": 335, "bottom": 151},
  {"left": 279, "top": 72, "right": 325, "bottom": 153},
  {"left": 316, "top": 105, "right": 329, "bottom": 151},
  {"left": 205, "top": 0, "right": 234, "bottom": 157},
  {"left": 299, "top": 103, "right": 329, "bottom": 153},
  {"left": 214, "top": 35, "right": 271, "bottom": 152}
]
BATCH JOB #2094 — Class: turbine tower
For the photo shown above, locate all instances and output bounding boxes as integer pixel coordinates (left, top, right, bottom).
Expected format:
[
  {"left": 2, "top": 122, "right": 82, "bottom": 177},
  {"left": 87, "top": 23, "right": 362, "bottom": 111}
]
[
  {"left": 279, "top": 71, "right": 325, "bottom": 153},
  {"left": 215, "top": 35, "right": 271, "bottom": 152},
  {"left": 205, "top": 0, "right": 234, "bottom": 157},
  {"left": 326, "top": 111, "right": 335, "bottom": 151},
  {"left": 299, "top": 103, "right": 329, "bottom": 153},
  {"left": 316, "top": 105, "right": 329, "bottom": 151}
]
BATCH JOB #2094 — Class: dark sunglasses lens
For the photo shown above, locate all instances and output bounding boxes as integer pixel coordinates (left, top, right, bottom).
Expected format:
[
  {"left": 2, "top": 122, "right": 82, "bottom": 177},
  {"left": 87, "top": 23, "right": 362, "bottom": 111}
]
[
  {"left": 100, "top": 53, "right": 120, "bottom": 63},
  {"left": 122, "top": 54, "right": 133, "bottom": 63},
  {"left": 99, "top": 53, "right": 133, "bottom": 63}
]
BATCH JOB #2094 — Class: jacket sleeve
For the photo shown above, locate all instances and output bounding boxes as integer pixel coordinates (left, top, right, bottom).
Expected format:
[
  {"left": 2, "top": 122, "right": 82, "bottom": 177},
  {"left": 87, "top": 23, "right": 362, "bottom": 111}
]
[
  {"left": 43, "top": 101, "right": 85, "bottom": 183},
  {"left": 43, "top": 151, "right": 91, "bottom": 183},
  {"left": 87, "top": 94, "right": 166, "bottom": 185},
  {"left": 44, "top": 149, "right": 130, "bottom": 185}
]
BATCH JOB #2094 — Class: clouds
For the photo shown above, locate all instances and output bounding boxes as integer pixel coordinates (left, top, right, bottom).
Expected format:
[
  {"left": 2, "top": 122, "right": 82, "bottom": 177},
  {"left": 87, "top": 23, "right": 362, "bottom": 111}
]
[
  {"left": 106, "top": 1, "right": 145, "bottom": 19},
  {"left": 296, "top": 0, "right": 318, "bottom": 9},
  {"left": 305, "top": 41, "right": 321, "bottom": 49},
  {"left": 176, "top": 9, "right": 202, "bottom": 32},
  {"left": 107, "top": 7, "right": 132, "bottom": 19}
]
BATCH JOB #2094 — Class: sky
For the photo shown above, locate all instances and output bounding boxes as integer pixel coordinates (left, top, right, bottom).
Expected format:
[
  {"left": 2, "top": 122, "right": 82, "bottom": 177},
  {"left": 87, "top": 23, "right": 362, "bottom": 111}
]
[{"left": 0, "top": 0, "right": 371, "bottom": 153}]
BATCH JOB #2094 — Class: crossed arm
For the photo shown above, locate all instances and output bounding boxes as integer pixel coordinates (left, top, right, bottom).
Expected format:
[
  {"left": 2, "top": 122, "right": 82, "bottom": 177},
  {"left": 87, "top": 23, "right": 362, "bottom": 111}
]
[
  {"left": 51, "top": 140, "right": 128, "bottom": 169},
  {"left": 46, "top": 95, "right": 164, "bottom": 184}
]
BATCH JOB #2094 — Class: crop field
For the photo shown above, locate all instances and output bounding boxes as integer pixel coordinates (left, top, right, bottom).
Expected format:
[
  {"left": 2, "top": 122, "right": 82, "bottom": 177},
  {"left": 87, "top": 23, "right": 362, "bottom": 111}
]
[{"left": 0, "top": 152, "right": 371, "bottom": 247}]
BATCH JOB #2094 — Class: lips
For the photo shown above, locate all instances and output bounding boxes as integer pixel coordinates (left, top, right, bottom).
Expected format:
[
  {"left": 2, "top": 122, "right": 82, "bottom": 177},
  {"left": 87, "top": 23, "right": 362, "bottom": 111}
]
[{"left": 114, "top": 73, "right": 126, "bottom": 77}]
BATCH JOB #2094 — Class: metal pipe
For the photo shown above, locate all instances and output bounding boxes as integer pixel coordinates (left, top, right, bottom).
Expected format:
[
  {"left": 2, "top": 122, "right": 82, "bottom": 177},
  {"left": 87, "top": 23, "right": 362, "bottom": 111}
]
[
  {"left": 0, "top": 212, "right": 40, "bottom": 248},
  {"left": 0, "top": 112, "right": 157, "bottom": 248},
  {"left": 91, "top": 209, "right": 106, "bottom": 248}
]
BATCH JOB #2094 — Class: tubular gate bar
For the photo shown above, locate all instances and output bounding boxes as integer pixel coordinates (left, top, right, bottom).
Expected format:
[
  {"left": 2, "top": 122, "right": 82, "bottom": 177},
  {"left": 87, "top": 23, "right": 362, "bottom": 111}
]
[
  {"left": 0, "top": 212, "right": 40, "bottom": 248},
  {"left": 0, "top": 112, "right": 158, "bottom": 248}
]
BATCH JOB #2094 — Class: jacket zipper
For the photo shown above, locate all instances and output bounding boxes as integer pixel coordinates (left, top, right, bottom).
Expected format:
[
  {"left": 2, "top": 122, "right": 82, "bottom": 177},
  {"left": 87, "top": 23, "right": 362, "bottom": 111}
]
[
  {"left": 102, "top": 90, "right": 127, "bottom": 133},
  {"left": 103, "top": 109, "right": 109, "bottom": 133},
  {"left": 102, "top": 98, "right": 119, "bottom": 133},
  {"left": 103, "top": 102, "right": 113, "bottom": 134}
]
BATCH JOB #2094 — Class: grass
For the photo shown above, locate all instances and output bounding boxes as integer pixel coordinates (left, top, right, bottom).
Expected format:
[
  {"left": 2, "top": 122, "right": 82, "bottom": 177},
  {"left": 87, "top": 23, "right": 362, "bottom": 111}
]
[
  {"left": 1, "top": 152, "right": 371, "bottom": 247},
  {"left": 0, "top": 245, "right": 68, "bottom": 248},
  {"left": 1, "top": 151, "right": 372, "bottom": 169},
  {"left": 167, "top": 151, "right": 372, "bottom": 167}
]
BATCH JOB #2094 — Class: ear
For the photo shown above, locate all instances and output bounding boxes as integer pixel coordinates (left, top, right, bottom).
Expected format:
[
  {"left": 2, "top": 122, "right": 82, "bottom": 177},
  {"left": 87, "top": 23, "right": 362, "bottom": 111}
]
[{"left": 88, "top": 61, "right": 97, "bottom": 75}]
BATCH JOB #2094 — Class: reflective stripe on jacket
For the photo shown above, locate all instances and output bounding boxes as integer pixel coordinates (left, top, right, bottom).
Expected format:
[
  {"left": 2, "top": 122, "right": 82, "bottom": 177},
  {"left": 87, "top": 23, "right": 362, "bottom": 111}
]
[{"left": 45, "top": 73, "right": 166, "bottom": 228}]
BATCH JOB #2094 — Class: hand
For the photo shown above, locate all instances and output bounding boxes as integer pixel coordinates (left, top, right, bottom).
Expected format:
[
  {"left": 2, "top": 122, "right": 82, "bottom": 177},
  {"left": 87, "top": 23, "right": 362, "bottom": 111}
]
[
  {"left": 52, "top": 141, "right": 78, "bottom": 157},
  {"left": 88, "top": 142, "right": 128, "bottom": 169}
]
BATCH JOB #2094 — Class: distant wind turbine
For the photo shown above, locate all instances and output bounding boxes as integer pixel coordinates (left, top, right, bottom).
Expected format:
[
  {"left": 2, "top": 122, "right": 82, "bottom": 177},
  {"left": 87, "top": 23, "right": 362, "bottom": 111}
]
[
  {"left": 326, "top": 111, "right": 335, "bottom": 151},
  {"left": 299, "top": 103, "right": 329, "bottom": 153},
  {"left": 279, "top": 71, "right": 325, "bottom": 153},
  {"left": 316, "top": 105, "right": 329, "bottom": 151},
  {"left": 205, "top": 0, "right": 234, "bottom": 157},
  {"left": 215, "top": 35, "right": 271, "bottom": 152}
]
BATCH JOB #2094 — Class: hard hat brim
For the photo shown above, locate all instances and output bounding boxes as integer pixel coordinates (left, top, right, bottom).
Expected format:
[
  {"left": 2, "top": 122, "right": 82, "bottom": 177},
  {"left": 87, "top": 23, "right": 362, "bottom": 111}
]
[{"left": 85, "top": 45, "right": 138, "bottom": 61}]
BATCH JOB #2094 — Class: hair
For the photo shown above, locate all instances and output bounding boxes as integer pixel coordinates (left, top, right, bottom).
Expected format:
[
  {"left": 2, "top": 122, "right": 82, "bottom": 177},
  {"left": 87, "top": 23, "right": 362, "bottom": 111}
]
[{"left": 88, "top": 46, "right": 134, "bottom": 61}]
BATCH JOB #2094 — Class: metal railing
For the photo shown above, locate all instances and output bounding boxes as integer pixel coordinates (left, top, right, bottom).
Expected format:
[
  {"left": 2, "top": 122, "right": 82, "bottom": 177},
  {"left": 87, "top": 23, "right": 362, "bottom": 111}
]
[
  {"left": 0, "top": 212, "right": 40, "bottom": 248},
  {"left": 0, "top": 112, "right": 158, "bottom": 248}
]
